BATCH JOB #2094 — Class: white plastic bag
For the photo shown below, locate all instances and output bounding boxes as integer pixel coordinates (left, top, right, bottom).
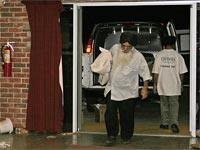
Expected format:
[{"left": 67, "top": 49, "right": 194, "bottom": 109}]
[{"left": 90, "top": 47, "right": 112, "bottom": 75}]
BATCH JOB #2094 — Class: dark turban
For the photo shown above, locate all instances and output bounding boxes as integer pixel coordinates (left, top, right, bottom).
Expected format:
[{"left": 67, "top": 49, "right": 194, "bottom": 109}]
[{"left": 120, "top": 32, "right": 137, "bottom": 46}]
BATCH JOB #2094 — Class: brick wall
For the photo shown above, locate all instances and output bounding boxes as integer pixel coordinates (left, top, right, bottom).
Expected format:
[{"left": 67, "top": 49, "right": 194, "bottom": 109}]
[{"left": 0, "top": 0, "right": 30, "bottom": 128}]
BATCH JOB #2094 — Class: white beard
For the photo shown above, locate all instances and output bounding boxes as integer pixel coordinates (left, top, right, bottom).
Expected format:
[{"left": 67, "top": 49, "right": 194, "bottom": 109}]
[
  {"left": 113, "top": 49, "right": 133, "bottom": 68},
  {"left": 110, "top": 49, "right": 133, "bottom": 79}
]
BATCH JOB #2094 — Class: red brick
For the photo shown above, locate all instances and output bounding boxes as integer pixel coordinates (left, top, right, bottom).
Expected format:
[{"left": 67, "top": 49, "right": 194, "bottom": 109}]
[{"left": 1, "top": 113, "right": 13, "bottom": 118}]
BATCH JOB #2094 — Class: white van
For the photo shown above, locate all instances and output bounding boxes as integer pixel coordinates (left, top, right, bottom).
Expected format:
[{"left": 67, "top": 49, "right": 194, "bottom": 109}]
[{"left": 82, "top": 21, "right": 178, "bottom": 110}]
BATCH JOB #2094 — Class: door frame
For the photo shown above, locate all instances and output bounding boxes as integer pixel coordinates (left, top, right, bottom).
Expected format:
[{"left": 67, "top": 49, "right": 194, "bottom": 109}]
[{"left": 65, "top": 1, "right": 198, "bottom": 137}]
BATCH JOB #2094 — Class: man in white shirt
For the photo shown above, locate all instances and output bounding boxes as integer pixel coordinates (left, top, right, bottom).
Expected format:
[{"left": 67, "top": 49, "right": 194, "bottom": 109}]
[
  {"left": 152, "top": 36, "right": 188, "bottom": 133},
  {"left": 104, "top": 32, "right": 151, "bottom": 145}
]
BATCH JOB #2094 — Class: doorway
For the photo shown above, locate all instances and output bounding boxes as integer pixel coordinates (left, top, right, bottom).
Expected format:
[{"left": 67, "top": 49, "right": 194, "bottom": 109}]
[
  {"left": 80, "top": 4, "right": 191, "bottom": 136},
  {"left": 63, "top": 1, "right": 197, "bottom": 137}
]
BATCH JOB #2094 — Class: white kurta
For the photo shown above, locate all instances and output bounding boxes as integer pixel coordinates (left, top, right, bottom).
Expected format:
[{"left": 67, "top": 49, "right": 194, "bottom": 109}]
[
  {"left": 104, "top": 44, "right": 151, "bottom": 101},
  {"left": 152, "top": 49, "right": 188, "bottom": 96}
]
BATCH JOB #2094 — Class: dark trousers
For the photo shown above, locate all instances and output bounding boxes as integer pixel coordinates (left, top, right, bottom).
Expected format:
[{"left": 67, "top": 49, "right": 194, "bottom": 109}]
[{"left": 105, "top": 91, "right": 138, "bottom": 140}]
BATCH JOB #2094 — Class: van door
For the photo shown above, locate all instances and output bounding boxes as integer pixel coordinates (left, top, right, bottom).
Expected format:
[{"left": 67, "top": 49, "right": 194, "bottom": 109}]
[{"left": 166, "top": 21, "right": 179, "bottom": 51}]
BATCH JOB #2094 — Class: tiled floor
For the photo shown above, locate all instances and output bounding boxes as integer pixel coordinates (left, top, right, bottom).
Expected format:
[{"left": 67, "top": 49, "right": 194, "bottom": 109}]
[{"left": 0, "top": 132, "right": 199, "bottom": 149}]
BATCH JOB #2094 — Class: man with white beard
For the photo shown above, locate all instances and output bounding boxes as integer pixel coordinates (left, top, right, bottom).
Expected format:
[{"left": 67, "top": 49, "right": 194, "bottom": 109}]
[{"left": 104, "top": 32, "right": 151, "bottom": 146}]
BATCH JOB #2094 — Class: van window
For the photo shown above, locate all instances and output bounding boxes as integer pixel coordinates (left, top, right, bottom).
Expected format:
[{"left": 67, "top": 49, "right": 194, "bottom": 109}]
[{"left": 95, "top": 27, "right": 163, "bottom": 55}]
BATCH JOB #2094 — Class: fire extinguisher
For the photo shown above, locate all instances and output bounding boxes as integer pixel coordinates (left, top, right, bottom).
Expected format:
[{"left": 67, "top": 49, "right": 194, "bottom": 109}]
[{"left": 1, "top": 42, "right": 14, "bottom": 77}]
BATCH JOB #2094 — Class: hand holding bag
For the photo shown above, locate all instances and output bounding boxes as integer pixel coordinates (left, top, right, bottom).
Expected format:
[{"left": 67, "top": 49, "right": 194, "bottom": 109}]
[{"left": 98, "top": 73, "right": 109, "bottom": 85}]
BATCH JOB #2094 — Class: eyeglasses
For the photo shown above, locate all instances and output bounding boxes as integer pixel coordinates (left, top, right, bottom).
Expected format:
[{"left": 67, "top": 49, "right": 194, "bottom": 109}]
[{"left": 121, "top": 44, "right": 133, "bottom": 50}]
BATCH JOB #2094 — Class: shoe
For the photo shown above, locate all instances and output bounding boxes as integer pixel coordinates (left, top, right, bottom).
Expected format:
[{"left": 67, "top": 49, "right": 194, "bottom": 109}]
[
  {"left": 160, "top": 124, "right": 169, "bottom": 129},
  {"left": 171, "top": 124, "right": 179, "bottom": 133},
  {"left": 122, "top": 139, "right": 130, "bottom": 144},
  {"left": 105, "top": 136, "right": 116, "bottom": 146}
]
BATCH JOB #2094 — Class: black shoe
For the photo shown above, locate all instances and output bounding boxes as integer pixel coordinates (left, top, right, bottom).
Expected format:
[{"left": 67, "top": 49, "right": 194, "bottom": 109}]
[
  {"left": 160, "top": 124, "right": 169, "bottom": 129},
  {"left": 122, "top": 139, "right": 130, "bottom": 144},
  {"left": 105, "top": 136, "right": 116, "bottom": 146},
  {"left": 171, "top": 124, "right": 179, "bottom": 133}
]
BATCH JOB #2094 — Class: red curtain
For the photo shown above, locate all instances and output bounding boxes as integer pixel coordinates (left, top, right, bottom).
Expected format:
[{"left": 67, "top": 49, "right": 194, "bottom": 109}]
[{"left": 22, "top": 0, "right": 64, "bottom": 133}]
